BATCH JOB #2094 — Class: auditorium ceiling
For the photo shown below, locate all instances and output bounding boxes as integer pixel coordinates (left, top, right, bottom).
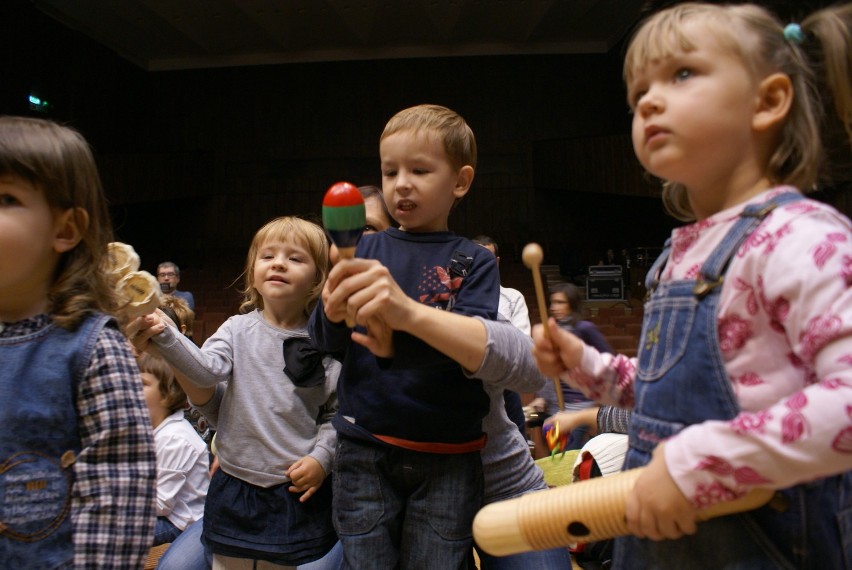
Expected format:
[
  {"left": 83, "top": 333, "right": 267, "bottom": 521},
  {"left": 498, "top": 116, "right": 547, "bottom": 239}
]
[{"left": 30, "top": 0, "right": 647, "bottom": 71}]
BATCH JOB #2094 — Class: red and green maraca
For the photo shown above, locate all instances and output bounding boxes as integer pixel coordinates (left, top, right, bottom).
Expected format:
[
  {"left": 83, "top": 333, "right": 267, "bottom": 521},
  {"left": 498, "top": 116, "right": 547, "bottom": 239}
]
[
  {"left": 322, "top": 182, "right": 366, "bottom": 326},
  {"left": 322, "top": 181, "right": 366, "bottom": 259}
]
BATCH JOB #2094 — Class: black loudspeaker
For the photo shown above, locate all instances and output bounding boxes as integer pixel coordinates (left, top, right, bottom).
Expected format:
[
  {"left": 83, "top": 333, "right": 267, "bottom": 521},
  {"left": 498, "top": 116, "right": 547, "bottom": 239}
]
[{"left": 586, "top": 277, "right": 623, "bottom": 300}]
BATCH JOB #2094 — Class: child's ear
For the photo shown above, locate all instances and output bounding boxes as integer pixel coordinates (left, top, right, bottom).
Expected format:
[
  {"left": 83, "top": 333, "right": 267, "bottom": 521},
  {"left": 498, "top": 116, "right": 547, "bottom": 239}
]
[
  {"left": 53, "top": 207, "right": 88, "bottom": 253},
  {"left": 453, "top": 165, "right": 475, "bottom": 199},
  {"left": 752, "top": 72, "right": 793, "bottom": 132}
]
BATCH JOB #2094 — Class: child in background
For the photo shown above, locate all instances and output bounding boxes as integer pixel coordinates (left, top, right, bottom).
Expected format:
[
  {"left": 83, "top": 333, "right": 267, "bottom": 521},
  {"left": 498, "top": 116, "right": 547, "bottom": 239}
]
[
  {"left": 358, "top": 184, "right": 397, "bottom": 233},
  {"left": 160, "top": 294, "right": 213, "bottom": 445},
  {"left": 471, "top": 234, "right": 531, "bottom": 335},
  {"left": 161, "top": 293, "right": 195, "bottom": 339},
  {"left": 530, "top": 282, "right": 612, "bottom": 450},
  {"left": 532, "top": 3, "right": 852, "bottom": 568},
  {"left": 0, "top": 116, "right": 156, "bottom": 567},
  {"left": 138, "top": 352, "right": 209, "bottom": 546},
  {"left": 131, "top": 216, "right": 340, "bottom": 568},
  {"left": 309, "top": 104, "right": 500, "bottom": 569},
  {"left": 471, "top": 234, "right": 531, "bottom": 440}
]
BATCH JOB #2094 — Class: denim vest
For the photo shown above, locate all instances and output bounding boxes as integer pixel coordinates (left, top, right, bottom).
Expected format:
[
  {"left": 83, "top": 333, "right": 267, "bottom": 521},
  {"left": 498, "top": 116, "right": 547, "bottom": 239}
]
[
  {"left": 615, "top": 193, "right": 852, "bottom": 569},
  {"left": 0, "top": 313, "right": 110, "bottom": 569}
]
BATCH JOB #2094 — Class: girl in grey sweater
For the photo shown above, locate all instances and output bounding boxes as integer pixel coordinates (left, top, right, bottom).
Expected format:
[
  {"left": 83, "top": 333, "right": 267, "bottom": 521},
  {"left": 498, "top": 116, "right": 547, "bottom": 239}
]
[{"left": 133, "top": 217, "right": 340, "bottom": 568}]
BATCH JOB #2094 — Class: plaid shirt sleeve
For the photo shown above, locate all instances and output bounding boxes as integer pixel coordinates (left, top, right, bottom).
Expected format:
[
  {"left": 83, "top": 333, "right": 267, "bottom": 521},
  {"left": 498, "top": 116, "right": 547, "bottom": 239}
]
[{"left": 72, "top": 324, "right": 157, "bottom": 568}]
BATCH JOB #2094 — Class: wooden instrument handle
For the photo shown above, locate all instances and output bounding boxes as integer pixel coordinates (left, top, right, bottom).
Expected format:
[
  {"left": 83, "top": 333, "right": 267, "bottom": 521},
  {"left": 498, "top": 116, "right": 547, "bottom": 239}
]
[{"left": 522, "top": 242, "right": 564, "bottom": 412}]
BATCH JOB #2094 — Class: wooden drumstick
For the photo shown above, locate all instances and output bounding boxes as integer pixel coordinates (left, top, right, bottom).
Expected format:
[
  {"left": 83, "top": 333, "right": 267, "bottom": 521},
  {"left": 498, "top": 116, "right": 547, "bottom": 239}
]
[
  {"left": 522, "top": 242, "right": 565, "bottom": 412},
  {"left": 473, "top": 467, "right": 774, "bottom": 556}
]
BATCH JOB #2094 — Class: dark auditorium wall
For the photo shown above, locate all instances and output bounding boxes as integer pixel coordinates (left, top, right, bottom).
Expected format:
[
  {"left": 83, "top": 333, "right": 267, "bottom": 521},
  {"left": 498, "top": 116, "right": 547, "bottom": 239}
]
[
  {"left": 7, "top": 0, "right": 846, "bottom": 307},
  {"left": 3, "top": 1, "right": 675, "bottom": 284}
]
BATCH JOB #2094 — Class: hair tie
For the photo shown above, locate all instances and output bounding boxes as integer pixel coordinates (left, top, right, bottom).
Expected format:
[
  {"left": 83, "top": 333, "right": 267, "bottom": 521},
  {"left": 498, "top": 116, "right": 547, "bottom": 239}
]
[{"left": 784, "top": 23, "right": 805, "bottom": 44}]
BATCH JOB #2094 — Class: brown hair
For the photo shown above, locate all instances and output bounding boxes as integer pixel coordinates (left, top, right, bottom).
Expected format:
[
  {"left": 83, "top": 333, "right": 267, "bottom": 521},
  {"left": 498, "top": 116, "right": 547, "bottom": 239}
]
[
  {"left": 0, "top": 116, "right": 116, "bottom": 329},
  {"left": 549, "top": 282, "right": 583, "bottom": 315},
  {"left": 624, "top": 3, "right": 852, "bottom": 221},
  {"left": 380, "top": 104, "right": 477, "bottom": 171},
  {"left": 137, "top": 352, "right": 187, "bottom": 414},
  {"left": 160, "top": 294, "right": 195, "bottom": 337},
  {"left": 239, "top": 216, "right": 330, "bottom": 316}
]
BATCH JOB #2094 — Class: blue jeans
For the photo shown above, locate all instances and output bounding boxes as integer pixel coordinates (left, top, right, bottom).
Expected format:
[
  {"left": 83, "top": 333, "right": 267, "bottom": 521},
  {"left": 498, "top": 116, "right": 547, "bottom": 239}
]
[
  {"left": 157, "top": 517, "right": 344, "bottom": 570},
  {"left": 154, "top": 517, "right": 183, "bottom": 546},
  {"left": 333, "top": 436, "right": 483, "bottom": 570},
  {"left": 476, "top": 546, "right": 573, "bottom": 569},
  {"left": 157, "top": 518, "right": 210, "bottom": 570}
]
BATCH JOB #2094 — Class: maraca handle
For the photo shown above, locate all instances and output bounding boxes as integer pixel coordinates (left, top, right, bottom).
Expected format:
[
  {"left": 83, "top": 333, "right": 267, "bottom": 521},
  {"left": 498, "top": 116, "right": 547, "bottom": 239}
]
[{"left": 473, "top": 467, "right": 773, "bottom": 557}]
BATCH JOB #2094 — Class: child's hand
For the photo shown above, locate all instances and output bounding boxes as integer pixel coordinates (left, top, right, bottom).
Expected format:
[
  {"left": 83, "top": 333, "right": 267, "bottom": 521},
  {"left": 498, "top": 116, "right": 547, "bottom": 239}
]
[
  {"left": 544, "top": 406, "right": 600, "bottom": 438},
  {"left": 325, "top": 258, "right": 415, "bottom": 330},
  {"left": 124, "top": 311, "right": 168, "bottom": 356},
  {"left": 285, "top": 456, "right": 326, "bottom": 503},
  {"left": 531, "top": 318, "right": 585, "bottom": 377},
  {"left": 322, "top": 258, "right": 373, "bottom": 324},
  {"left": 625, "top": 443, "right": 697, "bottom": 540},
  {"left": 352, "top": 315, "right": 394, "bottom": 358}
]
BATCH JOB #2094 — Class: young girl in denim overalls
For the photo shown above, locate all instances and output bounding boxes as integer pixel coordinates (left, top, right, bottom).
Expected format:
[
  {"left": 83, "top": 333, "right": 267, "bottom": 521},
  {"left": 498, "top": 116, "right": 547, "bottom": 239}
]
[{"left": 532, "top": 3, "right": 852, "bottom": 568}]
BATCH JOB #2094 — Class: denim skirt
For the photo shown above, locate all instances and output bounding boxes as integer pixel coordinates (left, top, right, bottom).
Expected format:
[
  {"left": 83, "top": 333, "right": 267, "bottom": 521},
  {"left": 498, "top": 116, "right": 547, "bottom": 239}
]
[{"left": 203, "top": 468, "right": 336, "bottom": 566}]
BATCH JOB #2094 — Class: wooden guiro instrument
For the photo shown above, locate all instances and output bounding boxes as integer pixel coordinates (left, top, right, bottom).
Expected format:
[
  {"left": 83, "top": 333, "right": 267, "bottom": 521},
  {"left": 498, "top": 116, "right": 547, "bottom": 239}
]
[{"left": 472, "top": 467, "right": 774, "bottom": 557}]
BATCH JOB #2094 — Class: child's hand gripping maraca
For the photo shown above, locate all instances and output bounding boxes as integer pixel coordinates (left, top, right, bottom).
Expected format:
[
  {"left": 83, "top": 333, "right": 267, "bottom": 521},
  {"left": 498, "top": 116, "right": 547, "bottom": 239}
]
[{"left": 322, "top": 182, "right": 366, "bottom": 327}]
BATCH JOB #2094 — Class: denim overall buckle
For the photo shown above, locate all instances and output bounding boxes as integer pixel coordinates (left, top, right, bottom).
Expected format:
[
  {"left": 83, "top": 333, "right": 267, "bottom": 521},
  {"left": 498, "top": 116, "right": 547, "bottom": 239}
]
[{"left": 693, "top": 276, "right": 723, "bottom": 298}]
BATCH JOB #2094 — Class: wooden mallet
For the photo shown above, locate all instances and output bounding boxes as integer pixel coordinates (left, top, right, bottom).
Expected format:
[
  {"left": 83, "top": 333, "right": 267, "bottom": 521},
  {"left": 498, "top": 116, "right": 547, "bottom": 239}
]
[{"left": 522, "top": 242, "right": 565, "bottom": 413}]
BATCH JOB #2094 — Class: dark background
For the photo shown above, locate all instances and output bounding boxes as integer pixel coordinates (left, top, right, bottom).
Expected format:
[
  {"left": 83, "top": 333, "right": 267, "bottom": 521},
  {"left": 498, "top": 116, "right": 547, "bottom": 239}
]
[{"left": 2, "top": 0, "right": 848, "bottom": 313}]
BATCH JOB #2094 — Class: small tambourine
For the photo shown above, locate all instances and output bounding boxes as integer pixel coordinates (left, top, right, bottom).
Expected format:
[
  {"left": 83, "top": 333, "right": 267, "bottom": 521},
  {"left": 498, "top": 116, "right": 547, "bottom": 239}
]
[{"left": 107, "top": 242, "right": 161, "bottom": 319}]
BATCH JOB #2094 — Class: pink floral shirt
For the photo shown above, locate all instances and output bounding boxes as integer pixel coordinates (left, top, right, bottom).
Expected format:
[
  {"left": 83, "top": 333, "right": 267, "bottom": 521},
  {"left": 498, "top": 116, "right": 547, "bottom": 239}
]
[{"left": 568, "top": 187, "right": 852, "bottom": 508}]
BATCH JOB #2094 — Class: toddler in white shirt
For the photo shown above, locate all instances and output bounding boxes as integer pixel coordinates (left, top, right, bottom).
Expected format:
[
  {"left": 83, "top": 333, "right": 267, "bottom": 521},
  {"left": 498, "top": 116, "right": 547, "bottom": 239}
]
[{"left": 138, "top": 352, "right": 209, "bottom": 545}]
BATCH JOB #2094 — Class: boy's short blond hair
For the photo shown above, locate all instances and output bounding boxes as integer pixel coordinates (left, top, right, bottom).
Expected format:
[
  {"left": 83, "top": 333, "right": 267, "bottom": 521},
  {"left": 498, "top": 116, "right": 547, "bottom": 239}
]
[{"left": 380, "top": 104, "right": 477, "bottom": 171}]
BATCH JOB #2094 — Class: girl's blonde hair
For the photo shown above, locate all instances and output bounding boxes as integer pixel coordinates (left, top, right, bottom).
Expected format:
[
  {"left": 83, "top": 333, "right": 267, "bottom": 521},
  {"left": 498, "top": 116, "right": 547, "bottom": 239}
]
[
  {"left": 380, "top": 104, "right": 477, "bottom": 171},
  {"left": 624, "top": 3, "right": 852, "bottom": 221},
  {"left": 239, "top": 216, "right": 330, "bottom": 317},
  {"left": 0, "top": 116, "right": 115, "bottom": 329}
]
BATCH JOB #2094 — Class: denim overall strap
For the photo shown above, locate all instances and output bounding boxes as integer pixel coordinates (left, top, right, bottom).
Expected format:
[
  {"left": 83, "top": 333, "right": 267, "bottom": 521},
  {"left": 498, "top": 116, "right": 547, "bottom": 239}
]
[
  {"left": 693, "top": 192, "right": 805, "bottom": 298},
  {"left": 629, "top": 192, "right": 805, "bottom": 462},
  {"left": 643, "top": 238, "right": 671, "bottom": 293},
  {"left": 616, "top": 192, "right": 852, "bottom": 569},
  {"left": 0, "top": 313, "right": 110, "bottom": 569}
]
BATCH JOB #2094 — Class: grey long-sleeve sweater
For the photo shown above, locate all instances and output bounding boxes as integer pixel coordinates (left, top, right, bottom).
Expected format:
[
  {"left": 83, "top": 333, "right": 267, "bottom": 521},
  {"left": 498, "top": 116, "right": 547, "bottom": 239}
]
[
  {"left": 152, "top": 310, "right": 340, "bottom": 487},
  {"left": 471, "top": 318, "right": 549, "bottom": 503}
]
